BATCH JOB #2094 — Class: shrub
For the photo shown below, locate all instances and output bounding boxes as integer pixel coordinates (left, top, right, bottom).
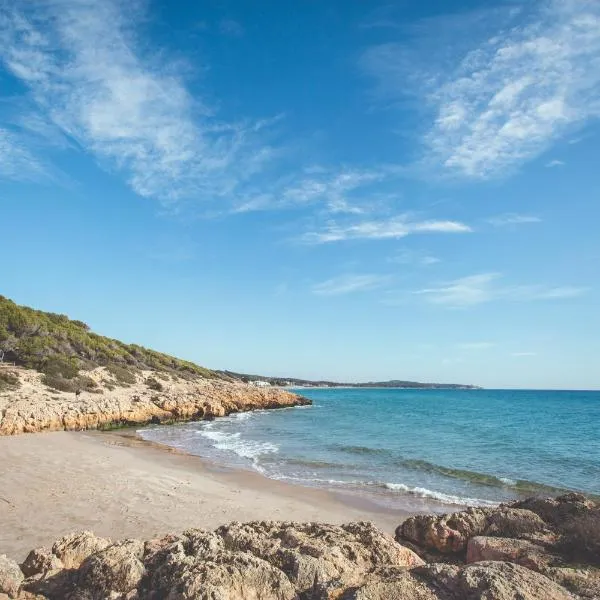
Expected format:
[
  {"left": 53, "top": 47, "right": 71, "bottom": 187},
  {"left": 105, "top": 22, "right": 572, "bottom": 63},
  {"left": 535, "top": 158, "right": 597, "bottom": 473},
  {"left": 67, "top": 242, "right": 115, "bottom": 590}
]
[
  {"left": 40, "top": 356, "right": 80, "bottom": 379},
  {"left": 42, "top": 374, "right": 99, "bottom": 394},
  {"left": 145, "top": 376, "right": 163, "bottom": 391},
  {"left": 106, "top": 364, "right": 137, "bottom": 386},
  {"left": 0, "top": 369, "right": 20, "bottom": 391}
]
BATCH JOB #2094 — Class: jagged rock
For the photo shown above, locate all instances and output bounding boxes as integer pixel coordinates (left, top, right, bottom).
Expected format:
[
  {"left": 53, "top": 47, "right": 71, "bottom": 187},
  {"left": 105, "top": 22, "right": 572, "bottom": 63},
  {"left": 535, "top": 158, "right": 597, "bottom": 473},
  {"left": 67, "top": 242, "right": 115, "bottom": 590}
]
[
  {"left": 141, "top": 545, "right": 296, "bottom": 600},
  {"left": 418, "top": 561, "right": 576, "bottom": 600},
  {"left": 513, "top": 493, "right": 596, "bottom": 527},
  {"left": 0, "top": 555, "right": 23, "bottom": 598},
  {"left": 545, "top": 566, "right": 600, "bottom": 599},
  {"left": 341, "top": 567, "right": 441, "bottom": 600},
  {"left": 74, "top": 540, "right": 145, "bottom": 599},
  {"left": 216, "top": 520, "right": 423, "bottom": 596},
  {"left": 51, "top": 532, "right": 111, "bottom": 570},
  {"left": 466, "top": 536, "right": 559, "bottom": 571},
  {"left": 0, "top": 367, "right": 308, "bottom": 436},
  {"left": 20, "top": 549, "right": 63, "bottom": 579},
  {"left": 398, "top": 506, "right": 549, "bottom": 554}
]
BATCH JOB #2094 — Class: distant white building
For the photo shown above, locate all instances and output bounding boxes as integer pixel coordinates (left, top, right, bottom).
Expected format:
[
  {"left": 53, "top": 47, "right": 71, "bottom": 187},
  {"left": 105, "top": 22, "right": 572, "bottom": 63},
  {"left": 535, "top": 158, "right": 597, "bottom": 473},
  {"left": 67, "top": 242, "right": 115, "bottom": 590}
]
[{"left": 251, "top": 380, "right": 271, "bottom": 387}]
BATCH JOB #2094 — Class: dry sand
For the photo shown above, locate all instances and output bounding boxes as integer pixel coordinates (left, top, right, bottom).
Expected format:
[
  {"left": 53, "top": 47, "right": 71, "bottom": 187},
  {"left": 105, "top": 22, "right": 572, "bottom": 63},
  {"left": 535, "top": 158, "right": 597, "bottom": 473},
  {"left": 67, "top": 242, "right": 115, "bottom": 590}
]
[{"left": 0, "top": 430, "right": 409, "bottom": 561}]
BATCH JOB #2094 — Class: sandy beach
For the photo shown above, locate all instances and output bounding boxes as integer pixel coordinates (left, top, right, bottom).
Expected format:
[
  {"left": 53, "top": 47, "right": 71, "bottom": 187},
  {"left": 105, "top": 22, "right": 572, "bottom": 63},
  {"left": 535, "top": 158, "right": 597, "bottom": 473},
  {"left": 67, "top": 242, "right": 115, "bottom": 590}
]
[{"left": 0, "top": 430, "right": 409, "bottom": 561}]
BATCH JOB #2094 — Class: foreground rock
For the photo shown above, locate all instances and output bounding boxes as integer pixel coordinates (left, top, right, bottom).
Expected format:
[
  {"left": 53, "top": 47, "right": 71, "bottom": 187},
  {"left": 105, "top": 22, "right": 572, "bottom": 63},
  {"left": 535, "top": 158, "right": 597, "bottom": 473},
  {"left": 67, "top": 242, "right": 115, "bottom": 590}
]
[
  {"left": 8, "top": 495, "right": 600, "bottom": 600},
  {"left": 0, "top": 367, "right": 309, "bottom": 435},
  {"left": 5, "top": 495, "right": 600, "bottom": 598},
  {"left": 398, "top": 493, "right": 600, "bottom": 599},
  {"left": 13, "top": 522, "right": 420, "bottom": 600}
]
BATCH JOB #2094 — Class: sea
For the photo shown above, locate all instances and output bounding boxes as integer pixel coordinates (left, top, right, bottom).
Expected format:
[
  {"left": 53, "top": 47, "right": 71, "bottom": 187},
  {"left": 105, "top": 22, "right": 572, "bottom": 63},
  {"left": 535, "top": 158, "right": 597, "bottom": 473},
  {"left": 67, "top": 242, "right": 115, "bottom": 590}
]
[{"left": 138, "top": 388, "right": 600, "bottom": 512}]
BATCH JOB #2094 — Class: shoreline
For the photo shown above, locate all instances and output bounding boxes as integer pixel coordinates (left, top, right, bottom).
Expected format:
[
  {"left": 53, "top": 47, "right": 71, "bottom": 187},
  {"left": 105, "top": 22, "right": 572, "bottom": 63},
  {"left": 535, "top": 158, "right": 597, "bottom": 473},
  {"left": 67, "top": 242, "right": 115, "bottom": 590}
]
[{"left": 0, "top": 429, "right": 411, "bottom": 562}]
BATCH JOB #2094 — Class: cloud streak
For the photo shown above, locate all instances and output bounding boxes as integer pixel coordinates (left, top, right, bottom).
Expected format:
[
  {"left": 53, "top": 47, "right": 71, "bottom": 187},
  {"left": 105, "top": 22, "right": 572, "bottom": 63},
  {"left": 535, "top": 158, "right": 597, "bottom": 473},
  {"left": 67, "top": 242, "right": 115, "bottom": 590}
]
[
  {"left": 301, "top": 215, "right": 472, "bottom": 244},
  {"left": 487, "top": 213, "right": 542, "bottom": 227},
  {"left": 416, "top": 273, "right": 587, "bottom": 307},
  {"left": 312, "top": 274, "right": 390, "bottom": 296},
  {"left": 0, "top": 0, "right": 277, "bottom": 203},
  {"left": 362, "top": 0, "right": 600, "bottom": 178}
]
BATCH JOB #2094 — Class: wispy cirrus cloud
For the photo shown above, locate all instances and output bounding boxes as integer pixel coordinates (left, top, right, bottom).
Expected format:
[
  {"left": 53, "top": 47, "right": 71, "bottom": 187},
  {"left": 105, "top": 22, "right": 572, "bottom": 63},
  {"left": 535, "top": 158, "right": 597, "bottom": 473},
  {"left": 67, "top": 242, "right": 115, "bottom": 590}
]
[
  {"left": 416, "top": 273, "right": 587, "bottom": 308},
  {"left": 301, "top": 215, "right": 472, "bottom": 244},
  {"left": 232, "top": 167, "right": 392, "bottom": 215},
  {"left": 546, "top": 159, "right": 566, "bottom": 168},
  {"left": 362, "top": 0, "right": 600, "bottom": 178},
  {"left": 487, "top": 213, "right": 542, "bottom": 227},
  {"left": 0, "top": 126, "right": 46, "bottom": 180},
  {"left": 312, "top": 274, "right": 391, "bottom": 296},
  {"left": 0, "top": 0, "right": 277, "bottom": 203}
]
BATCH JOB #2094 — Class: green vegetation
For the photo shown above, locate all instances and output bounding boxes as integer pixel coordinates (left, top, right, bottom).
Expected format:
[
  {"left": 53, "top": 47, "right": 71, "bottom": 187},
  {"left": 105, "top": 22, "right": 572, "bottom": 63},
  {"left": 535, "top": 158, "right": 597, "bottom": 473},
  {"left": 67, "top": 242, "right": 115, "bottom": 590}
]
[
  {"left": 0, "top": 295, "right": 218, "bottom": 388},
  {"left": 0, "top": 368, "right": 20, "bottom": 391},
  {"left": 145, "top": 376, "right": 164, "bottom": 391}
]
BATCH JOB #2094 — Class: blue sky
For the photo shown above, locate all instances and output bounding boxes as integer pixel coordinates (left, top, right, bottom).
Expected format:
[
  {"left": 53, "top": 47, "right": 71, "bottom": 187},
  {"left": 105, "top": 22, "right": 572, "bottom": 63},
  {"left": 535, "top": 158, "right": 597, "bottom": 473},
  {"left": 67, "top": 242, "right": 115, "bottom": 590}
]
[{"left": 0, "top": 0, "right": 599, "bottom": 389}]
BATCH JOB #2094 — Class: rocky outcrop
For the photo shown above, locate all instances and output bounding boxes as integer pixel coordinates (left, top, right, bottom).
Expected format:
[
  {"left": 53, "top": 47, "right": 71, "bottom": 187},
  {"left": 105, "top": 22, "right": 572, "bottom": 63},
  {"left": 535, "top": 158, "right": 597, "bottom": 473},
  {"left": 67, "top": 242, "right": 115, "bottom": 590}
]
[
  {"left": 398, "top": 506, "right": 551, "bottom": 555},
  {"left": 0, "top": 555, "right": 24, "bottom": 598},
  {"left": 13, "top": 522, "right": 421, "bottom": 600},
  {"left": 396, "top": 493, "right": 600, "bottom": 599},
  {"left": 0, "top": 367, "right": 309, "bottom": 435},
  {"left": 5, "top": 496, "right": 600, "bottom": 599}
]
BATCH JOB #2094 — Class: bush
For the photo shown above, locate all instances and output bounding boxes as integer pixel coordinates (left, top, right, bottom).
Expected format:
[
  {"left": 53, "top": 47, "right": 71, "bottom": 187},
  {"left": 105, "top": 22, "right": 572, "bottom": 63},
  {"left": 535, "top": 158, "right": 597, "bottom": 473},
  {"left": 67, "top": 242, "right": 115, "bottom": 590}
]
[
  {"left": 559, "top": 509, "right": 600, "bottom": 565},
  {"left": 40, "top": 356, "right": 80, "bottom": 379},
  {"left": 145, "top": 376, "right": 163, "bottom": 391},
  {"left": 0, "top": 369, "right": 20, "bottom": 391},
  {"left": 42, "top": 374, "right": 99, "bottom": 394},
  {"left": 106, "top": 364, "right": 137, "bottom": 386}
]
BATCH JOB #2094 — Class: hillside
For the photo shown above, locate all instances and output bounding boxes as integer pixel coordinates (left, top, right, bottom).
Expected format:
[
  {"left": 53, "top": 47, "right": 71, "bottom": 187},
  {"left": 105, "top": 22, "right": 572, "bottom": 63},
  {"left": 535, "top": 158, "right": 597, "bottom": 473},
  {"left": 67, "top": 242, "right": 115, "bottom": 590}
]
[
  {"left": 0, "top": 295, "right": 224, "bottom": 393},
  {"left": 0, "top": 295, "right": 307, "bottom": 434}
]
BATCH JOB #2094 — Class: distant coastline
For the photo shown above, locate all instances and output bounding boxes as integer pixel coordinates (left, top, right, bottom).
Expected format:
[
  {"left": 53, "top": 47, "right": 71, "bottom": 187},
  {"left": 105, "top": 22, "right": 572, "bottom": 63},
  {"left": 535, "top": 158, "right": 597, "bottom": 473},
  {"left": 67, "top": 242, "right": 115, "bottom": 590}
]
[{"left": 217, "top": 370, "right": 481, "bottom": 390}]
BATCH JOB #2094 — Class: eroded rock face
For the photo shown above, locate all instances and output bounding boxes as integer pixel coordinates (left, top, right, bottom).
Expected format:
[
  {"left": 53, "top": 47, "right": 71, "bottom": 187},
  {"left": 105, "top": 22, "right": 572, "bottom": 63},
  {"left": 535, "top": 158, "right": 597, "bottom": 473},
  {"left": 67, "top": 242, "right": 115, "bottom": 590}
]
[
  {"left": 398, "top": 507, "right": 549, "bottom": 555},
  {"left": 51, "top": 532, "right": 111, "bottom": 570},
  {"left": 466, "top": 536, "right": 558, "bottom": 572},
  {"left": 420, "top": 561, "right": 576, "bottom": 600},
  {"left": 7, "top": 497, "right": 599, "bottom": 600},
  {"left": 216, "top": 520, "right": 424, "bottom": 596},
  {"left": 0, "top": 367, "right": 309, "bottom": 436},
  {"left": 0, "top": 555, "right": 24, "bottom": 598}
]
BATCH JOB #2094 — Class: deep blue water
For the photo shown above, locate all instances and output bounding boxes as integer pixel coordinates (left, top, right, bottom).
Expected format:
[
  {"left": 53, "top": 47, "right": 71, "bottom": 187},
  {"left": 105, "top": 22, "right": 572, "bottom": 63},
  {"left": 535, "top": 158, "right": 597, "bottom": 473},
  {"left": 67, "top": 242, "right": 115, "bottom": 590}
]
[{"left": 139, "top": 388, "right": 600, "bottom": 511}]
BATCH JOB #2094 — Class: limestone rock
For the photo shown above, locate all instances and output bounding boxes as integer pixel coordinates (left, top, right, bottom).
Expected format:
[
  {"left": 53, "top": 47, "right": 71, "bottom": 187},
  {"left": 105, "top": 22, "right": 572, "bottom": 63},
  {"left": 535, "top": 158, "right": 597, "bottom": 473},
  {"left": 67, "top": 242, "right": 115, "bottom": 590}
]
[
  {"left": 20, "top": 549, "right": 63, "bottom": 579},
  {"left": 341, "top": 568, "right": 441, "bottom": 600},
  {"left": 398, "top": 506, "right": 549, "bottom": 555},
  {"left": 216, "top": 520, "right": 423, "bottom": 596},
  {"left": 74, "top": 540, "right": 145, "bottom": 599},
  {"left": 466, "top": 536, "right": 558, "bottom": 571},
  {"left": 0, "top": 367, "right": 309, "bottom": 436},
  {"left": 419, "top": 561, "right": 576, "bottom": 600},
  {"left": 51, "top": 532, "right": 111, "bottom": 570},
  {"left": 513, "top": 493, "right": 596, "bottom": 527},
  {"left": 0, "top": 555, "right": 23, "bottom": 598}
]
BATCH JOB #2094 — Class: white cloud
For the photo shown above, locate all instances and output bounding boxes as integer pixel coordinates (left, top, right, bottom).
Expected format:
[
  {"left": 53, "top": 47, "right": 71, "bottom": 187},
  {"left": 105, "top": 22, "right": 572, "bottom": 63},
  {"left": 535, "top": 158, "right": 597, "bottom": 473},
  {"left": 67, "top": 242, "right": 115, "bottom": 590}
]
[
  {"left": 512, "top": 351, "right": 537, "bottom": 357},
  {"left": 416, "top": 273, "right": 587, "bottom": 307},
  {"left": 487, "top": 213, "right": 542, "bottom": 226},
  {"left": 301, "top": 215, "right": 472, "bottom": 244},
  {"left": 362, "top": 0, "right": 600, "bottom": 178},
  {"left": 0, "top": 126, "right": 47, "bottom": 180},
  {"left": 312, "top": 274, "right": 390, "bottom": 296},
  {"left": 0, "top": 0, "right": 276, "bottom": 203},
  {"left": 232, "top": 167, "right": 388, "bottom": 215},
  {"left": 546, "top": 159, "right": 565, "bottom": 168}
]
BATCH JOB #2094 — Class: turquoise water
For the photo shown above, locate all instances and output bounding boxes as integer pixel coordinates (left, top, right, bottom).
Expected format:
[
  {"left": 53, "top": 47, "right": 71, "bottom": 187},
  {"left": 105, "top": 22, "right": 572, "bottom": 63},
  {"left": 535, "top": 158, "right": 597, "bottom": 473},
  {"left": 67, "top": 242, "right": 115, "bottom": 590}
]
[{"left": 139, "top": 388, "right": 600, "bottom": 510}]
